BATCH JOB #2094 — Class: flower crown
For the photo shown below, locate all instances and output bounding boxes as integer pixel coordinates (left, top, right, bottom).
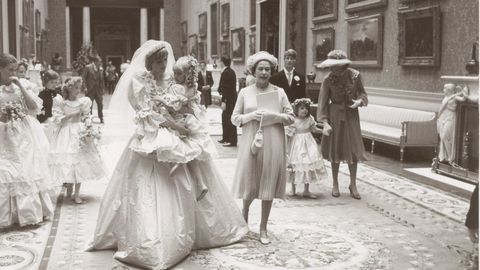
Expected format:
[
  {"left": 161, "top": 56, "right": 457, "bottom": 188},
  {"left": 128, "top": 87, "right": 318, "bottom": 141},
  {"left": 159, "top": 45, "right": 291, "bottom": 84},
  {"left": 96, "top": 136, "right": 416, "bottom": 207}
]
[
  {"left": 184, "top": 55, "right": 199, "bottom": 88},
  {"left": 64, "top": 76, "right": 83, "bottom": 90},
  {"left": 292, "top": 98, "right": 312, "bottom": 109}
]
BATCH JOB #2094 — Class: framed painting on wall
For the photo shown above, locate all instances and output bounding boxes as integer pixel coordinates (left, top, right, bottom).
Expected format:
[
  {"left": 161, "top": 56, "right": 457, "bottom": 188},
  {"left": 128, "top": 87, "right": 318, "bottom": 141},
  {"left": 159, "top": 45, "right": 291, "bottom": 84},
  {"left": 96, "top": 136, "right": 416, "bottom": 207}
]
[
  {"left": 347, "top": 14, "right": 383, "bottom": 68},
  {"left": 219, "top": 40, "right": 230, "bottom": 58},
  {"left": 189, "top": 34, "right": 198, "bottom": 57},
  {"left": 198, "top": 42, "right": 207, "bottom": 62},
  {"left": 313, "top": 0, "right": 338, "bottom": 23},
  {"left": 249, "top": 33, "right": 256, "bottom": 54},
  {"left": 231, "top": 28, "right": 245, "bottom": 62},
  {"left": 199, "top": 12, "right": 207, "bottom": 38},
  {"left": 221, "top": 3, "right": 230, "bottom": 37},
  {"left": 181, "top": 21, "right": 188, "bottom": 42},
  {"left": 312, "top": 27, "right": 335, "bottom": 66},
  {"left": 345, "top": 0, "right": 387, "bottom": 13},
  {"left": 398, "top": 6, "right": 441, "bottom": 67}
]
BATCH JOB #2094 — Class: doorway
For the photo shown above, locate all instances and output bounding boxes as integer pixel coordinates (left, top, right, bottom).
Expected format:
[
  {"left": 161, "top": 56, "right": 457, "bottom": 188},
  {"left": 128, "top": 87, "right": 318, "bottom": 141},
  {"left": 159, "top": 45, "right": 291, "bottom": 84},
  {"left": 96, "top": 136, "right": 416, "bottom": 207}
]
[{"left": 260, "top": 0, "right": 279, "bottom": 59}]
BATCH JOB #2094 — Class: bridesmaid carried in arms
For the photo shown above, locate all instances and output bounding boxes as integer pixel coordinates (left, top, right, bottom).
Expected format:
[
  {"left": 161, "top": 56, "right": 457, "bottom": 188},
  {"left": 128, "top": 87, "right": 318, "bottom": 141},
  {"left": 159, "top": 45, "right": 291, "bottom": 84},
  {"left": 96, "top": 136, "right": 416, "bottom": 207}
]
[
  {"left": 48, "top": 77, "right": 107, "bottom": 204},
  {"left": 0, "top": 53, "right": 54, "bottom": 228}
]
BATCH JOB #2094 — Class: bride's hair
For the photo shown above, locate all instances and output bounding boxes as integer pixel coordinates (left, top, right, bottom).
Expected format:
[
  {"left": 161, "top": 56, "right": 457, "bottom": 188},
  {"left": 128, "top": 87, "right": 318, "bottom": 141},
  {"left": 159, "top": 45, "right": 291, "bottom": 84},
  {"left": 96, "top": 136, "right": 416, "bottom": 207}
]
[{"left": 145, "top": 47, "right": 168, "bottom": 71}]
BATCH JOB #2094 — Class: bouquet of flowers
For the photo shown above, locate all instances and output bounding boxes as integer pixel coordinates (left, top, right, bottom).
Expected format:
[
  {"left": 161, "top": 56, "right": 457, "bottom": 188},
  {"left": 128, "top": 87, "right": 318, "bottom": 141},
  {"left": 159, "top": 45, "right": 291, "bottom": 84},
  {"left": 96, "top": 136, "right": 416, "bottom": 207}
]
[
  {"left": 78, "top": 116, "right": 102, "bottom": 147},
  {"left": 0, "top": 101, "right": 26, "bottom": 122}
]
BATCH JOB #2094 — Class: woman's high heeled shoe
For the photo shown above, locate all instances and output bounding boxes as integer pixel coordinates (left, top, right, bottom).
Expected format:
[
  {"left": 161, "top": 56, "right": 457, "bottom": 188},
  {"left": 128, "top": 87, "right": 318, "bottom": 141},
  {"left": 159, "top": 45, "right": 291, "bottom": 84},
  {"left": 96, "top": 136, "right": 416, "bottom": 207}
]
[
  {"left": 348, "top": 186, "right": 361, "bottom": 200},
  {"left": 259, "top": 230, "right": 270, "bottom": 245}
]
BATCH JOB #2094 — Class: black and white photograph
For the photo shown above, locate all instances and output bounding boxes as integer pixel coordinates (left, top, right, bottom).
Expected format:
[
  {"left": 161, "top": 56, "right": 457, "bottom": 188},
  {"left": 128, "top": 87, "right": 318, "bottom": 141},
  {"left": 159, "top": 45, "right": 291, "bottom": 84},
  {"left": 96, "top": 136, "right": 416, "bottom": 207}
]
[{"left": 0, "top": 1, "right": 478, "bottom": 270}]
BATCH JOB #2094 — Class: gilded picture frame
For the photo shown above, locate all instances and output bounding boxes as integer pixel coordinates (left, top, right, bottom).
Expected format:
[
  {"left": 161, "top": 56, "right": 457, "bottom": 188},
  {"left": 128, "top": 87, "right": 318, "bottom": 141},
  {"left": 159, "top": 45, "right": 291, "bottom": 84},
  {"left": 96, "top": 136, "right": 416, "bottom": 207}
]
[
  {"left": 221, "top": 3, "right": 230, "bottom": 37},
  {"left": 199, "top": 12, "right": 207, "bottom": 38},
  {"left": 219, "top": 40, "right": 230, "bottom": 58},
  {"left": 398, "top": 6, "right": 441, "bottom": 67},
  {"left": 313, "top": 0, "right": 338, "bottom": 23},
  {"left": 313, "top": 27, "right": 335, "bottom": 66},
  {"left": 188, "top": 34, "right": 198, "bottom": 57},
  {"left": 231, "top": 28, "right": 245, "bottom": 62},
  {"left": 181, "top": 21, "right": 188, "bottom": 42},
  {"left": 345, "top": 0, "right": 387, "bottom": 13},
  {"left": 347, "top": 14, "right": 384, "bottom": 68}
]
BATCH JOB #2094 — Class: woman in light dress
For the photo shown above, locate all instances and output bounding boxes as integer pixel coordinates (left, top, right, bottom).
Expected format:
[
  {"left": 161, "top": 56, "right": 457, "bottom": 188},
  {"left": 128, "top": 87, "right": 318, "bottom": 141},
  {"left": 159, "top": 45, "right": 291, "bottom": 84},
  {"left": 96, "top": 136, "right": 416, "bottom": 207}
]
[
  {"left": 231, "top": 51, "right": 295, "bottom": 244},
  {"left": 0, "top": 53, "right": 54, "bottom": 228},
  {"left": 87, "top": 40, "right": 247, "bottom": 270}
]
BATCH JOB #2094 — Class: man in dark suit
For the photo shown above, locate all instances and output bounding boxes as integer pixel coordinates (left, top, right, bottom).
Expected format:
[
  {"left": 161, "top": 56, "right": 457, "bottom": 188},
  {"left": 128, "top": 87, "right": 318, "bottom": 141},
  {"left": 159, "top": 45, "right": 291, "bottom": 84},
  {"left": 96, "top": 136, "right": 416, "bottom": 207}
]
[
  {"left": 197, "top": 61, "right": 214, "bottom": 107},
  {"left": 218, "top": 55, "right": 237, "bottom": 147},
  {"left": 82, "top": 55, "right": 106, "bottom": 123},
  {"left": 270, "top": 49, "right": 306, "bottom": 103}
]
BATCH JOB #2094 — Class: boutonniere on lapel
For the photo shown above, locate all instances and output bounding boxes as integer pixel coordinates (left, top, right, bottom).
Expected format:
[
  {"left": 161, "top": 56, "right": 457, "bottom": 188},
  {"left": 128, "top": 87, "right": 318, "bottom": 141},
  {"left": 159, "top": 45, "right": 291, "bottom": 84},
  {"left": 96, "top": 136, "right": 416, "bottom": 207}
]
[{"left": 293, "top": 75, "right": 300, "bottom": 81}]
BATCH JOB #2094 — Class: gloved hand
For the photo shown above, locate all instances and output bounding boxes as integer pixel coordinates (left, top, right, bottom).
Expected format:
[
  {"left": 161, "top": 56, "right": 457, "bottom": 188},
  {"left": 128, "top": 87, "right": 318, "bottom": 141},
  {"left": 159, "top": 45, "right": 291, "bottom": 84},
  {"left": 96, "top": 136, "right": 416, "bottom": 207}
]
[
  {"left": 242, "top": 110, "right": 263, "bottom": 124},
  {"left": 322, "top": 121, "right": 332, "bottom": 136}
]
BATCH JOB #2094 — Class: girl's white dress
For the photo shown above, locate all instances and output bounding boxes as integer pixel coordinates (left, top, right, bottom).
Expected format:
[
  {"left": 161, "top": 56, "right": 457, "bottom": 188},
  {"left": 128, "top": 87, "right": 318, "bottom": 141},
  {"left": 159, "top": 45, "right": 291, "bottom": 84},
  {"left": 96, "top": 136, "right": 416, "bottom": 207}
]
[
  {"left": 88, "top": 70, "right": 247, "bottom": 270},
  {"left": 49, "top": 96, "right": 107, "bottom": 184},
  {"left": 286, "top": 115, "right": 327, "bottom": 184},
  {"left": 0, "top": 84, "right": 54, "bottom": 228},
  {"left": 128, "top": 71, "right": 217, "bottom": 163}
]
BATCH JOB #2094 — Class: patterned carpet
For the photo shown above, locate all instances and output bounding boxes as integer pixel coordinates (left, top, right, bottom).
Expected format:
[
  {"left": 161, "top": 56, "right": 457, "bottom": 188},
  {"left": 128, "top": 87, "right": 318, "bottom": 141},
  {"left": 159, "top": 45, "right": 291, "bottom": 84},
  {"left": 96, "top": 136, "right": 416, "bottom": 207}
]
[
  {"left": 0, "top": 107, "right": 476, "bottom": 269},
  {"left": 0, "top": 157, "right": 476, "bottom": 270}
]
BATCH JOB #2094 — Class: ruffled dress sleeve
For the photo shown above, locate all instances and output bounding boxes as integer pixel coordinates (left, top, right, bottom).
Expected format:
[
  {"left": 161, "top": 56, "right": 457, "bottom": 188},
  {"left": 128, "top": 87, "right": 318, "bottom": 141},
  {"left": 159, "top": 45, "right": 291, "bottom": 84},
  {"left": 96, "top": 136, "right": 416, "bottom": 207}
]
[
  {"left": 16, "top": 84, "right": 43, "bottom": 116},
  {"left": 80, "top": 97, "right": 93, "bottom": 115},
  {"left": 50, "top": 96, "right": 65, "bottom": 125},
  {"left": 308, "top": 115, "right": 318, "bottom": 132}
]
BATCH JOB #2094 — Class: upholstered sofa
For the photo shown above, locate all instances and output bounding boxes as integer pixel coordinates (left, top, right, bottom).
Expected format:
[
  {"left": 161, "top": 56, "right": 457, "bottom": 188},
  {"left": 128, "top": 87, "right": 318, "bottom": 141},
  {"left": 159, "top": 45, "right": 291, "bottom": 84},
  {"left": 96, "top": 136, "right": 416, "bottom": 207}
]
[{"left": 358, "top": 104, "right": 438, "bottom": 161}]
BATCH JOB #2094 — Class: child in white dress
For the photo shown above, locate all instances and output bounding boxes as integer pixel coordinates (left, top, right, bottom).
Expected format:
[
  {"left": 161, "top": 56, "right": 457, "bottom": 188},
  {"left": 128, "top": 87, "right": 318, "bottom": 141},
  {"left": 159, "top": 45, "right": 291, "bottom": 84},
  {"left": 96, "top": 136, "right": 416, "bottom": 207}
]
[
  {"left": 49, "top": 77, "right": 107, "bottom": 203},
  {"left": 286, "top": 98, "right": 327, "bottom": 198}
]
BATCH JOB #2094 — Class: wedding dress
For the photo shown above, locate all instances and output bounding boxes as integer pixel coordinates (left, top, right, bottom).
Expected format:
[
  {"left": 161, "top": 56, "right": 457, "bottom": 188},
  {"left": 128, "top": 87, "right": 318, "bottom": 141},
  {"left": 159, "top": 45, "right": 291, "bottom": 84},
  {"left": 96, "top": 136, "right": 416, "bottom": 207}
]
[{"left": 87, "top": 40, "right": 247, "bottom": 270}]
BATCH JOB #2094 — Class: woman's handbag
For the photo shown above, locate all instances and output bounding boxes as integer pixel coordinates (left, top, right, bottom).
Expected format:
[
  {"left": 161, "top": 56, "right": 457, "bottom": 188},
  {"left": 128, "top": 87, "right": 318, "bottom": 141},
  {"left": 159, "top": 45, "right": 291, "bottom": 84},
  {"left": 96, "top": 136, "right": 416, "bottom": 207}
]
[{"left": 251, "top": 114, "right": 264, "bottom": 155}]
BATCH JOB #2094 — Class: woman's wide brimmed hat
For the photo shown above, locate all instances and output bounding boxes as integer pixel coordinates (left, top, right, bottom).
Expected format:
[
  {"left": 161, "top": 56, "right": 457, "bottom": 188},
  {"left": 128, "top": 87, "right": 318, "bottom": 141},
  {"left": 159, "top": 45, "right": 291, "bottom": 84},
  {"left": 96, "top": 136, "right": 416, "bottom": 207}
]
[
  {"left": 318, "top": 50, "right": 352, "bottom": 68},
  {"left": 246, "top": 51, "right": 278, "bottom": 72}
]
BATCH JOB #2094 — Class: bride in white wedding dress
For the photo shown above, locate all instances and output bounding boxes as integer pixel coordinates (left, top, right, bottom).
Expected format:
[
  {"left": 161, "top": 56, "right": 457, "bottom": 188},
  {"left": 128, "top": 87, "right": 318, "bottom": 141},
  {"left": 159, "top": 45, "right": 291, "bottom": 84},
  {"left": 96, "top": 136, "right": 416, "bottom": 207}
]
[{"left": 87, "top": 40, "right": 248, "bottom": 270}]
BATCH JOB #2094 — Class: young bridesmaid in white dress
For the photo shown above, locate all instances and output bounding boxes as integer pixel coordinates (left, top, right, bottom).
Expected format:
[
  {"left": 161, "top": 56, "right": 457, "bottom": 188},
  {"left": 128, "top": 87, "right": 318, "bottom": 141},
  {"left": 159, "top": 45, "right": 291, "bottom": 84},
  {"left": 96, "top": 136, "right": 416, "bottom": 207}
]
[
  {"left": 0, "top": 53, "right": 54, "bottom": 228},
  {"left": 48, "top": 77, "right": 107, "bottom": 203},
  {"left": 286, "top": 98, "right": 327, "bottom": 198}
]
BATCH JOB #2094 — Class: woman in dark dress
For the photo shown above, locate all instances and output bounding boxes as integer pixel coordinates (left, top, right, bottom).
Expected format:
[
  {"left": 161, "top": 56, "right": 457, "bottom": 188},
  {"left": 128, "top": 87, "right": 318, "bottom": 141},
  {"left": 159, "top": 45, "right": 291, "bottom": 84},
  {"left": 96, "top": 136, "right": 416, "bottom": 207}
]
[{"left": 317, "top": 50, "right": 367, "bottom": 200}]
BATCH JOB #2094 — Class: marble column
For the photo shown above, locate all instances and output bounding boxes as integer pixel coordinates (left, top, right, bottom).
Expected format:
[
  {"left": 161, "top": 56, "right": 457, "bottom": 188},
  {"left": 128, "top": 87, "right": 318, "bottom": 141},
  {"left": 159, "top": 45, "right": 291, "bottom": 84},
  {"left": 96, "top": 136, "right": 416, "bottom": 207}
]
[
  {"left": 278, "top": 0, "right": 287, "bottom": 70},
  {"left": 65, "top": 6, "right": 71, "bottom": 69},
  {"left": 160, "top": 8, "right": 165, "bottom": 40},
  {"left": 140, "top": 8, "right": 148, "bottom": 44},
  {"left": 82, "top": 6, "right": 91, "bottom": 44},
  {"left": 1, "top": 0, "right": 9, "bottom": 53}
]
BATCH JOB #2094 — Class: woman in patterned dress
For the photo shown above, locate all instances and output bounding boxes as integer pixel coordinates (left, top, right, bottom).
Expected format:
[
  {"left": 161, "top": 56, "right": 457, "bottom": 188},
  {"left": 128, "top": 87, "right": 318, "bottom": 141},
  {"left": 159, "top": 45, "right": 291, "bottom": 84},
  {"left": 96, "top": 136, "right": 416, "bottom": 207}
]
[{"left": 317, "top": 50, "right": 368, "bottom": 200}]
